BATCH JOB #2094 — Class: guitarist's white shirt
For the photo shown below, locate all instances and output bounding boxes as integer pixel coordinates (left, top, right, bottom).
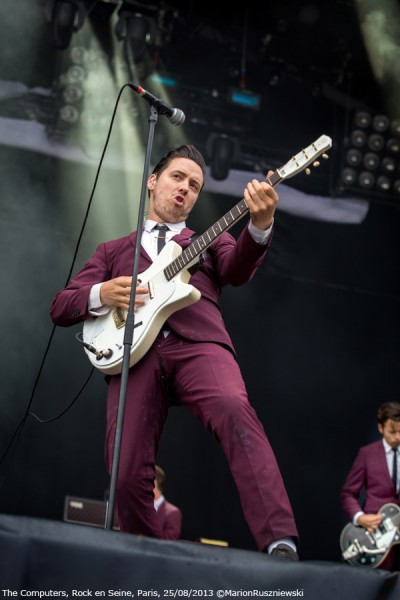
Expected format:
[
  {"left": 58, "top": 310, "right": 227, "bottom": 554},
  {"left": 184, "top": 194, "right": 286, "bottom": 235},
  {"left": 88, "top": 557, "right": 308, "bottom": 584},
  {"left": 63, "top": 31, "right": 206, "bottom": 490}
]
[
  {"left": 383, "top": 438, "right": 400, "bottom": 494},
  {"left": 141, "top": 221, "right": 186, "bottom": 261},
  {"left": 88, "top": 219, "right": 272, "bottom": 315}
]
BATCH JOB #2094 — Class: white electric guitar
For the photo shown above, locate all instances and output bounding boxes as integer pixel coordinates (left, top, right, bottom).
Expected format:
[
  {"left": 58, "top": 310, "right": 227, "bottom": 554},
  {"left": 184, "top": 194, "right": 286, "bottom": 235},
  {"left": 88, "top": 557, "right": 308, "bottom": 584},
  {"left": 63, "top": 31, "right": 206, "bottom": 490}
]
[{"left": 82, "top": 134, "right": 332, "bottom": 374}]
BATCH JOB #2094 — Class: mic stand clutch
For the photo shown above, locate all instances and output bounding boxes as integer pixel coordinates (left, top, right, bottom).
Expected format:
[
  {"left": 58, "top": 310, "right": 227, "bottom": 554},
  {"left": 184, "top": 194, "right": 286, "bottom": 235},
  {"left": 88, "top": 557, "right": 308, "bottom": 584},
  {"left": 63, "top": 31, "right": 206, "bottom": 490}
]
[{"left": 104, "top": 102, "right": 160, "bottom": 531}]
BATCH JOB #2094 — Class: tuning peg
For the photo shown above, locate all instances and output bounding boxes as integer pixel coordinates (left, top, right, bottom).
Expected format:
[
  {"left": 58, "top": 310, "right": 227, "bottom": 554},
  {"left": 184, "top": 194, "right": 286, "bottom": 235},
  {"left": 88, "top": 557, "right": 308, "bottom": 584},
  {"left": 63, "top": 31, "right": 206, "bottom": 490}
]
[
  {"left": 305, "top": 168, "right": 311, "bottom": 175},
  {"left": 322, "top": 153, "right": 329, "bottom": 159},
  {"left": 313, "top": 161, "right": 320, "bottom": 167}
]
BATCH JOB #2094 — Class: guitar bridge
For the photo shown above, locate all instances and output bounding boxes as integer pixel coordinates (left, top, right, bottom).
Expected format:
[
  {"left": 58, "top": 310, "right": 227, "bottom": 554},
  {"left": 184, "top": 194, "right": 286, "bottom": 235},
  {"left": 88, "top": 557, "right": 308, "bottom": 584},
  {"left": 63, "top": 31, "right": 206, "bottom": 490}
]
[{"left": 112, "top": 307, "right": 126, "bottom": 329}]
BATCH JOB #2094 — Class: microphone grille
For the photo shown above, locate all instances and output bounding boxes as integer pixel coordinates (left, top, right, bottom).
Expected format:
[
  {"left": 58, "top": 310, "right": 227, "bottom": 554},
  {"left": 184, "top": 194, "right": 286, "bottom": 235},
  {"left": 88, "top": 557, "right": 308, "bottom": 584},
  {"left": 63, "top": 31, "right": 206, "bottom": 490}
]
[{"left": 170, "top": 108, "right": 185, "bottom": 126}]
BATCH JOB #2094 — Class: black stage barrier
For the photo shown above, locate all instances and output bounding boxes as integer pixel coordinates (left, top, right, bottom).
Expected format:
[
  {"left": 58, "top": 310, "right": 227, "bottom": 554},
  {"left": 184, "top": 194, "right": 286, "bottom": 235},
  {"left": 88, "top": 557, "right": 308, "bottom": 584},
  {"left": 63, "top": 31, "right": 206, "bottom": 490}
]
[{"left": 0, "top": 514, "right": 399, "bottom": 599}]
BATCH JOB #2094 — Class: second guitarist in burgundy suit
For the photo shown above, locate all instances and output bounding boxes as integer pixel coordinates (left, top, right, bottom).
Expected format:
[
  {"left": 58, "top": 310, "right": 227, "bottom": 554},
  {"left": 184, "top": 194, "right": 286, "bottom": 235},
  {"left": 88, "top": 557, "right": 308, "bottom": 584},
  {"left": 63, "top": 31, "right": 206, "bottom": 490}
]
[
  {"left": 341, "top": 402, "right": 400, "bottom": 570},
  {"left": 154, "top": 465, "right": 182, "bottom": 541},
  {"left": 50, "top": 144, "right": 299, "bottom": 560}
]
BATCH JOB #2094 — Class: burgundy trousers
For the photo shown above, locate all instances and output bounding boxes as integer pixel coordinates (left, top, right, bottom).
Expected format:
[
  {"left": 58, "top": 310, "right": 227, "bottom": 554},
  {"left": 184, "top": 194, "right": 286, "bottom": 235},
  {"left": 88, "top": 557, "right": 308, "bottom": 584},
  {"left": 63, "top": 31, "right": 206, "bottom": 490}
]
[{"left": 105, "top": 331, "right": 298, "bottom": 551}]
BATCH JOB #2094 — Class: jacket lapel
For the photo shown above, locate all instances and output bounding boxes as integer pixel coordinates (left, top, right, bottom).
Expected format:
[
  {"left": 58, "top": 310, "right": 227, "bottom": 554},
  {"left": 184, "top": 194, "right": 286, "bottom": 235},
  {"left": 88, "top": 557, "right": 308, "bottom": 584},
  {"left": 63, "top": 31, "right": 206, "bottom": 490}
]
[
  {"left": 171, "top": 227, "right": 196, "bottom": 249},
  {"left": 130, "top": 230, "right": 153, "bottom": 262},
  {"left": 377, "top": 441, "right": 392, "bottom": 485}
]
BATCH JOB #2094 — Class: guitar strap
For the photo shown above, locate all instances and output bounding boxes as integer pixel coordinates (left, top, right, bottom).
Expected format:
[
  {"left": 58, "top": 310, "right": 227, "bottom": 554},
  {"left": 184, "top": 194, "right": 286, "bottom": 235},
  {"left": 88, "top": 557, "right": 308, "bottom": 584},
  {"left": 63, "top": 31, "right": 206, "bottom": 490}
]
[
  {"left": 175, "top": 228, "right": 207, "bottom": 275},
  {"left": 188, "top": 234, "right": 207, "bottom": 275}
]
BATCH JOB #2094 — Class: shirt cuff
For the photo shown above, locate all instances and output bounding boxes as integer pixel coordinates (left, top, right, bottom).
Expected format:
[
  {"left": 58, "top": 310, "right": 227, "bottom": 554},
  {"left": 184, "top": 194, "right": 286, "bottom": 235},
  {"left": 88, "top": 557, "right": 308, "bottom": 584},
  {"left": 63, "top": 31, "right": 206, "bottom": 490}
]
[
  {"left": 247, "top": 219, "right": 273, "bottom": 245},
  {"left": 353, "top": 511, "right": 364, "bottom": 526},
  {"left": 88, "top": 283, "right": 109, "bottom": 316}
]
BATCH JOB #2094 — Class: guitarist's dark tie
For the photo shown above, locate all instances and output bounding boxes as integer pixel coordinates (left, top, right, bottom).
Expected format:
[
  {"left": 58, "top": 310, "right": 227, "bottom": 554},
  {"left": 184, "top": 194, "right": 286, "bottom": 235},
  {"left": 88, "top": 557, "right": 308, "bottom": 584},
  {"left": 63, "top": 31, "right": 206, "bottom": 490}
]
[
  {"left": 154, "top": 224, "right": 169, "bottom": 254},
  {"left": 393, "top": 447, "right": 398, "bottom": 493}
]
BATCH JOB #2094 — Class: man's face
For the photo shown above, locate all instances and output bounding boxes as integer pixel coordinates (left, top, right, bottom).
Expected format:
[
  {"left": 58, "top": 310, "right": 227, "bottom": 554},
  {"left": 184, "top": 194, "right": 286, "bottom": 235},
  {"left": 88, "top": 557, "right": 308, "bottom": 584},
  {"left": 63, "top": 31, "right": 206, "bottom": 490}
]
[
  {"left": 378, "top": 419, "right": 400, "bottom": 449},
  {"left": 147, "top": 157, "right": 204, "bottom": 223}
]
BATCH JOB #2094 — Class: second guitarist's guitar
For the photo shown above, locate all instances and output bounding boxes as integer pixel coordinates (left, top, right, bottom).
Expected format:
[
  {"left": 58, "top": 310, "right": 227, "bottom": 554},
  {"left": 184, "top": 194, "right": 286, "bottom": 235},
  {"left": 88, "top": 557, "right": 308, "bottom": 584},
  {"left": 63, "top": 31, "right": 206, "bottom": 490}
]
[
  {"left": 82, "top": 134, "right": 332, "bottom": 375},
  {"left": 340, "top": 503, "right": 400, "bottom": 567}
]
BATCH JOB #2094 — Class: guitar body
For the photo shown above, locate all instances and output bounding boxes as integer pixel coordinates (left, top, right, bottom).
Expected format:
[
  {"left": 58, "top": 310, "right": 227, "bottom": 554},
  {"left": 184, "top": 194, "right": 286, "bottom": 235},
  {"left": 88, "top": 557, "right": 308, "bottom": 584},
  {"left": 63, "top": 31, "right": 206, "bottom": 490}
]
[
  {"left": 82, "top": 241, "right": 201, "bottom": 375},
  {"left": 340, "top": 503, "right": 400, "bottom": 567}
]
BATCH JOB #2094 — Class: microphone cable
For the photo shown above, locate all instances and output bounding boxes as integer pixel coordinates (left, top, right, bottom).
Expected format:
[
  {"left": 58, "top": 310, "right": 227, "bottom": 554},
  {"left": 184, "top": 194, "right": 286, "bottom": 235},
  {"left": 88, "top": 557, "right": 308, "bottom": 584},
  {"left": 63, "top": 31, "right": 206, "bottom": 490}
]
[{"left": 0, "top": 84, "right": 131, "bottom": 482}]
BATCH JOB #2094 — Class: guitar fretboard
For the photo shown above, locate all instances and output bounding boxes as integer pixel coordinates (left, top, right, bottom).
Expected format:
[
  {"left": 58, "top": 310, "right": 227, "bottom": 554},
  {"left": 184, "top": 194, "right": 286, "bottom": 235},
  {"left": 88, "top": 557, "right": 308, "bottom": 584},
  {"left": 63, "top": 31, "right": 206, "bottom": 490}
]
[{"left": 164, "top": 170, "right": 281, "bottom": 280}]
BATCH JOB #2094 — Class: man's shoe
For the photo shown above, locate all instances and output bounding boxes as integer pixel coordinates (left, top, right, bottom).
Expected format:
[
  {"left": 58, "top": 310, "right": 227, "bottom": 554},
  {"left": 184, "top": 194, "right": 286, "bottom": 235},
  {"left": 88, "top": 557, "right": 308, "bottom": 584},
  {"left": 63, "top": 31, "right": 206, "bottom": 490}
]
[{"left": 270, "top": 543, "right": 299, "bottom": 561}]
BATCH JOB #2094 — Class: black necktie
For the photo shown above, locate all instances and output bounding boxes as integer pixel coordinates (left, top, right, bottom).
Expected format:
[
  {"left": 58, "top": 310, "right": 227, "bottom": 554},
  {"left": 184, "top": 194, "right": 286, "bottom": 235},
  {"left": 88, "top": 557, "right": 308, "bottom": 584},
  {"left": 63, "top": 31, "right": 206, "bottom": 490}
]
[
  {"left": 393, "top": 448, "right": 398, "bottom": 492},
  {"left": 154, "top": 224, "right": 169, "bottom": 254}
]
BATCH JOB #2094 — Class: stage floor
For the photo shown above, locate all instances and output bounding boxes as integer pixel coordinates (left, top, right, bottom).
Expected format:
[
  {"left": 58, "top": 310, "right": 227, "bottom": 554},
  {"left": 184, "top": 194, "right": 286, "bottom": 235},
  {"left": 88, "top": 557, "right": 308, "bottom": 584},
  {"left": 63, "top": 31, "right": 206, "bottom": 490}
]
[{"left": 0, "top": 514, "right": 399, "bottom": 599}]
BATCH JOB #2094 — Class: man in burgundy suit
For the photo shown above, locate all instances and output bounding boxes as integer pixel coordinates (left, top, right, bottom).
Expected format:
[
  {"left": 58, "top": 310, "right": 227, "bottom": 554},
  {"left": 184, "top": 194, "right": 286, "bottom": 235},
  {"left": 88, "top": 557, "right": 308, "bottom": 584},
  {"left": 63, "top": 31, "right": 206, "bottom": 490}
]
[
  {"left": 50, "top": 144, "right": 299, "bottom": 559},
  {"left": 153, "top": 465, "right": 182, "bottom": 540},
  {"left": 341, "top": 402, "right": 400, "bottom": 570}
]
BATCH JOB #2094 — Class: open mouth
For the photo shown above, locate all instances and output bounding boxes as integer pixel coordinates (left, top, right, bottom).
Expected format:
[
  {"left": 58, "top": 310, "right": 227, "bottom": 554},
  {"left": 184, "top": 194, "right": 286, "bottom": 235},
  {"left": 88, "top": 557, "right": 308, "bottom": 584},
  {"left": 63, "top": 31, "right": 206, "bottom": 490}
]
[{"left": 174, "top": 195, "right": 184, "bottom": 206}]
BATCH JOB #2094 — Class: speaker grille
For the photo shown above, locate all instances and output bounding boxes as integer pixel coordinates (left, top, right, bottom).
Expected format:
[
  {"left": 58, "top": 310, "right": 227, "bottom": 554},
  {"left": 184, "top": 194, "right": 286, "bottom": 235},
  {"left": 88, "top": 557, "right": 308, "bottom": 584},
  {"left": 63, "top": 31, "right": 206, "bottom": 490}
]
[{"left": 63, "top": 496, "right": 119, "bottom": 530}]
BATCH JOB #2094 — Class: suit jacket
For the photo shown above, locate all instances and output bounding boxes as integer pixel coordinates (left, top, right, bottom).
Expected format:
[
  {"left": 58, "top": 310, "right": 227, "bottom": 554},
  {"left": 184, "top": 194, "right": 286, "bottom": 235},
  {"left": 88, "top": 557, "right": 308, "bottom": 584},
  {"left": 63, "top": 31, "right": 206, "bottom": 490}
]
[
  {"left": 157, "top": 498, "right": 182, "bottom": 540},
  {"left": 50, "top": 225, "right": 272, "bottom": 355},
  {"left": 340, "top": 439, "right": 400, "bottom": 521}
]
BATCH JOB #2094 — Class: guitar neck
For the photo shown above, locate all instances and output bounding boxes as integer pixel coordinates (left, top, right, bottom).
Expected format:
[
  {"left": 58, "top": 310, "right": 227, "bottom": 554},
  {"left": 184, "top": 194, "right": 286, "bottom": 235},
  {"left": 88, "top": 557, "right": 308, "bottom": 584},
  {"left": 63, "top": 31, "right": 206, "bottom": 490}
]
[{"left": 164, "top": 169, "right": 282, "bottom": 280}]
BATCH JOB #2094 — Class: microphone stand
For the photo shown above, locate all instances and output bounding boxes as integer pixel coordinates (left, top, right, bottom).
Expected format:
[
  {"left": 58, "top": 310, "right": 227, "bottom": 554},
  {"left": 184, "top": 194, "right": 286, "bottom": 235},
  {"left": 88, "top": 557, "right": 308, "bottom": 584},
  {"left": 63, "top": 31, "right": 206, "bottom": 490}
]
[{"left": 105, "top": 103, "right": 159, "bottom": 531}]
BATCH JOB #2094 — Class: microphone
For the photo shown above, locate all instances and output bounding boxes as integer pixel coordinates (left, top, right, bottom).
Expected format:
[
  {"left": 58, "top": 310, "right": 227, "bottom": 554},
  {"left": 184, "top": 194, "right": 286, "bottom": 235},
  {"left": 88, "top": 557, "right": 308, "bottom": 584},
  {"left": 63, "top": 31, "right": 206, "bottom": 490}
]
[{"left": 128, "top": 83, "right": 185, "bottom": 126}]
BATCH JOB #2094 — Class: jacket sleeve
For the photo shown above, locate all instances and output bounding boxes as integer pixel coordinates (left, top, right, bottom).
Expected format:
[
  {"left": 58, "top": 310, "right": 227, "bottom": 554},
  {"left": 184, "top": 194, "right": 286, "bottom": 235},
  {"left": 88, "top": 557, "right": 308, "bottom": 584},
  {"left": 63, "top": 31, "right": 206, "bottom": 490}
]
[
  {"left": 340, "top": 448, "right": 366, "bottom": 521},
  {"left": 208, "top": 224, "right": 273, "bottom": 288},
  {"left": 50, "top": 242, "right": 111, "bottom": 327},
  {"left": 163, "top": 503, "right": 183, "bottom": 540}
]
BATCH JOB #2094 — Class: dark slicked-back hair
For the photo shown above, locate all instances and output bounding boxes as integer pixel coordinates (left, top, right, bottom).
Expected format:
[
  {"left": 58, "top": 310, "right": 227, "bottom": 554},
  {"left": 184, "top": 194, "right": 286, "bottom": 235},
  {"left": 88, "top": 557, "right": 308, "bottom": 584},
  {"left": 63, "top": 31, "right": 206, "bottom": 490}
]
[
  {"left": 152, "top": 144, "right": 206, "bottom": 183},
  {"left": 377, "top": 402, "right": 400, "bottom": 425}
]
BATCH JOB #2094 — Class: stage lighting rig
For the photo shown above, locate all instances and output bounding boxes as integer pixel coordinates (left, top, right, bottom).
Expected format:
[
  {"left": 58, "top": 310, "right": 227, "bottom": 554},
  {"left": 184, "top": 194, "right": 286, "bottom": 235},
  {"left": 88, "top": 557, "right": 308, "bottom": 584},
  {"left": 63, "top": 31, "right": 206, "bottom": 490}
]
[{"left": 339, "top": 108, "right": 400, "bottom": 204}]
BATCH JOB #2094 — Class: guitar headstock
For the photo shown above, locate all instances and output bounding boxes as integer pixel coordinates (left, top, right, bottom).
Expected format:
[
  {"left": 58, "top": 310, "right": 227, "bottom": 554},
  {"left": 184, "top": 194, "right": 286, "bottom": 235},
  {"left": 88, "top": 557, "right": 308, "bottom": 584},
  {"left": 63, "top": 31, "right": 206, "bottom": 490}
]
[{"left": 276, "top": 134, "right": 332, "bottom": 181}]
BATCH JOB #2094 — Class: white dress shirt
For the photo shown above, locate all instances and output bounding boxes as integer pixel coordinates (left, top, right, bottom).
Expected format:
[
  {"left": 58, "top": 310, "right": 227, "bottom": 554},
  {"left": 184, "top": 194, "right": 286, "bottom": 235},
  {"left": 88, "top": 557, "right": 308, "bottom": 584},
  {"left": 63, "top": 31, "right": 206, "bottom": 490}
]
[
  {"left": 383, "top": 438, "right": 399, "bottom": 494},
  {"left": 154, "top": 494, "right": 165, "bottom": 511}
]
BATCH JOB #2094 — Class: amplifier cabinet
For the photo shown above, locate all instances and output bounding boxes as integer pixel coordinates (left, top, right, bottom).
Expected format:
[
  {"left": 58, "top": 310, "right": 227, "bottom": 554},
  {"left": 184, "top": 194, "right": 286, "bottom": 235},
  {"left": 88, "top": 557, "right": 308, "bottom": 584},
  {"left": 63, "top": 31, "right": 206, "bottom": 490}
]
[{"left": 63, "top": 496, "right": 119, "bottom": 530}]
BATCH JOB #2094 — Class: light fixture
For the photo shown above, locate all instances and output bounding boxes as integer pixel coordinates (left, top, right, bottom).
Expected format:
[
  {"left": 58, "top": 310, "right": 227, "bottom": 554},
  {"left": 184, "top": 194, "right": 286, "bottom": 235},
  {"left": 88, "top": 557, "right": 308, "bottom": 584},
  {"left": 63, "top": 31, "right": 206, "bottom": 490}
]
[
  {"left": 372, "top": 114, "right": 389, "bottom": 132},
  {"left": 354, "top": 111, "right": 371, "bottom": 128},
  {"left": 341, "top": 168, "right": 357, "bottom": 186},
  {"left": 206, "top": 134, "right": 239, "bottom": 181},
  {"left": 59, "top": 104, "right": 80, "bottom": 124},
  {"left": 115, "top": 3, "right": 157, "bottom": 62},
  {"left": 49, "top": 40, "right": 88, "bottom": 139},
  {"left": 45, "top": 0, "right": 86, "bottom": 50},
  {"left": 346, "top": 148, "right": 362, "bottom": 167},
  {"left": 339, "top": 108, "right": 400, "bottom": 201},
  {"left": 363, "top": 152, "right": 379, "bottom": 170},
  {"left": 227, "top": 88, "right": 261, "bottom": 111},
  {"left": 62, "top": 84, "right": 83, "bottom": 103},
  {"left": 350, "top": 129, "right": 367, "bottom": 147}
]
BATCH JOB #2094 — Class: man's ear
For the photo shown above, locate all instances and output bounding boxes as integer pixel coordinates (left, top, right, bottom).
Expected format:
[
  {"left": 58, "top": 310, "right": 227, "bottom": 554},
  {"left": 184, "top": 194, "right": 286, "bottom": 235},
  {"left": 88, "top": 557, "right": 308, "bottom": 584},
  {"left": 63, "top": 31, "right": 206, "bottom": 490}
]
[
  {"left": 148, "top": 175, "right": 156, "bottom": 188},
  {"left": 378, "top": 423, "right": 383, "bottom": 435}
]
